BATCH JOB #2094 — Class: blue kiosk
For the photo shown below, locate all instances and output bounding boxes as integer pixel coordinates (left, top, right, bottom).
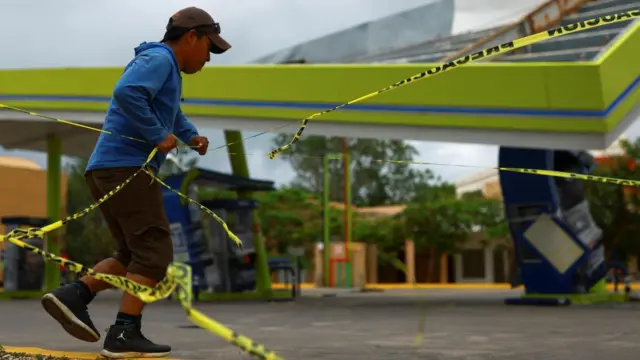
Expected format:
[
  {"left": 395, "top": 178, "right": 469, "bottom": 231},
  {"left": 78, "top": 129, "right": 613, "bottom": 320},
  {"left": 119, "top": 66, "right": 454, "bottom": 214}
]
[
  {"left": 161, "top": 167, "right": 275, "bottom": 300},
  {"left": 499, "top": 147, "right": 628, "bottom": 305}
]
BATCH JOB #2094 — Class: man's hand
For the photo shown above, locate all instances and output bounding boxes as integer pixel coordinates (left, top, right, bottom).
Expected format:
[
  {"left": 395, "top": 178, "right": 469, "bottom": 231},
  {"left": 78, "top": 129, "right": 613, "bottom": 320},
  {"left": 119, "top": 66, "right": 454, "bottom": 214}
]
[
  {"left": 157, "top": 133, "right": 178, "bottom": 153},
  {"left": 189, "top": 135, "right": 209, "bottom": 156}
]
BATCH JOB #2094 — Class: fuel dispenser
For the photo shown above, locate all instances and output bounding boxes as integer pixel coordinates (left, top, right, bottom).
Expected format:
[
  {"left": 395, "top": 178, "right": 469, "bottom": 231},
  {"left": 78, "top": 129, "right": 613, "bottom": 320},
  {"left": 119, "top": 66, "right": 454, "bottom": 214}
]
[
  {"left": 201, "top": 199, "right": 258, "bottom": 293},
  {"left": 162, "top": 167, "right": 274, "bottom": 299},
  {"left": 499, "top": 147, "right": 608, "bottom": 304},
  {"left": 1, "top": 217, "right": 49, "bottom": 292}
]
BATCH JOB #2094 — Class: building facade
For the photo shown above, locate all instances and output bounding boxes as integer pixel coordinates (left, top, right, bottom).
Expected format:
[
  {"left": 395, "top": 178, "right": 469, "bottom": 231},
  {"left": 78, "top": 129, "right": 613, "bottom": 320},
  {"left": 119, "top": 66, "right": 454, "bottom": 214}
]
[{"left": 0, "top": 157, "right": 68, "bottom": 286}]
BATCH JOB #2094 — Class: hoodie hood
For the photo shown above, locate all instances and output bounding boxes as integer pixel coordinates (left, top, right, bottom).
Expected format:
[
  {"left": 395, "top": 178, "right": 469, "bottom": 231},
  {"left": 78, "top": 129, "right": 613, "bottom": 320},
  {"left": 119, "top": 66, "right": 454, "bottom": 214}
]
[
  {"left": 134, "top": 42, "right": 180, "bottom": 74},
  {"left": 134, "top": 41, "right": 170, "bottom": 55}
]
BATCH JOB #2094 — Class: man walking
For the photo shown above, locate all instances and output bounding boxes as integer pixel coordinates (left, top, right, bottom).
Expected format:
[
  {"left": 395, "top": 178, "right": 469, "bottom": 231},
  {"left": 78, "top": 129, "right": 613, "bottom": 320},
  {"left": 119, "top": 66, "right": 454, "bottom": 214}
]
[{"left": 40, "top": 7, "right": 231, "bottom": 358}]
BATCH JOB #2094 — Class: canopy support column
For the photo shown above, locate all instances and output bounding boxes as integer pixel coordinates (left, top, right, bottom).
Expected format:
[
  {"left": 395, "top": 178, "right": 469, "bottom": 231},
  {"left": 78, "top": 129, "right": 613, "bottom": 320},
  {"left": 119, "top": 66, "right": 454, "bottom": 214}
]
[
  {"left": 223, "top": 130, "right": 272, "bottom": 294},
  {"left": 45, "top": 135, "right": 62, "bottom": 292}
]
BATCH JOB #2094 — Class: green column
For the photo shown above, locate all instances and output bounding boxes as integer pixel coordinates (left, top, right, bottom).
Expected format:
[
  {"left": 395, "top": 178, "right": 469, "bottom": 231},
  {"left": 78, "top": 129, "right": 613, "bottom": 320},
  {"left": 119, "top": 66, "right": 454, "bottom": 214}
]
[
  {"left": 323, "top": 155, "right": 330, "bottom": 287},
  {"left": 45, "top": 135, "right": 62, "bottom": 292},
  {"left": 344, "top": 152, "right": 352, "bottom": 287},
  {"left": 223, "top": 130, "right": 271, "bottom": 294}
]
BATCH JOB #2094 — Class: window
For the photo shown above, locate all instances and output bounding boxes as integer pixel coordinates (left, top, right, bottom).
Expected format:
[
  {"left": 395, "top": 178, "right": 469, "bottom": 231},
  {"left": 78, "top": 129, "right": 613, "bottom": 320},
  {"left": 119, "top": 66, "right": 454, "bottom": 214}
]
[{"left": 461, "top": 249, "right": 485, "bottom": 278}]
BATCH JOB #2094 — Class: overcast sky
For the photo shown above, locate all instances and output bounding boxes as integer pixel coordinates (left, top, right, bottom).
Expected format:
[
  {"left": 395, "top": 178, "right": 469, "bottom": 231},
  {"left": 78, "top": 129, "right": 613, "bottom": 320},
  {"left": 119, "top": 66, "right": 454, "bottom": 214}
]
[{"left": 1, "top": 0, "right": 638, "bottom": 186}]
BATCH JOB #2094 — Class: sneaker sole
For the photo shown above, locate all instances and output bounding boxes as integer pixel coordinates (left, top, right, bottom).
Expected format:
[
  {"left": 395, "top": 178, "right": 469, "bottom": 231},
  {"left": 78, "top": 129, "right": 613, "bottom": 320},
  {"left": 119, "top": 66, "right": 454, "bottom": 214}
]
[
  {"left": 41, "top": 293, "right": 100, "bottom": 343},
  {"left": 100, "top": 350, "right": 171, "bottom": 359}
]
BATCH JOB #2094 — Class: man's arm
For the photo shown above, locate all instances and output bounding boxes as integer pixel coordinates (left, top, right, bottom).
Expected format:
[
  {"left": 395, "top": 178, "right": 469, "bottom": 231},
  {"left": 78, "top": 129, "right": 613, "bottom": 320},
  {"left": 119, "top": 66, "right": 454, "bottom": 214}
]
[
  {"left": 112, "top": 52, "right": 172, "bottom": 146},
  {"left": 174, "top": 108, "right": 199, "bottom": 145}
]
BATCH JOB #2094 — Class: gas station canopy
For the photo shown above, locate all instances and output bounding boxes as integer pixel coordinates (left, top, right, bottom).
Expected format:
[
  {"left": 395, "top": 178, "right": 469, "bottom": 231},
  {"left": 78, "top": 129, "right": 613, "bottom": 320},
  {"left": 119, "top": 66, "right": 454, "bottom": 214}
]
[
  {"left": 0, "top": 113, "right": 100, "bottom": 158},
  {"left": 0, "top": 20, "right": 638, "bottom": 152}
]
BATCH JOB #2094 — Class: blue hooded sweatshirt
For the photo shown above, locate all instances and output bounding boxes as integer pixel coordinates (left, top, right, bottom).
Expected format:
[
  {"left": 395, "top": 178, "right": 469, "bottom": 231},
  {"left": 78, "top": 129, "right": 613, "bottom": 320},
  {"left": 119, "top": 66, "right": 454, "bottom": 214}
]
[{"left": 86, "top": 42, "right": 198, "bottom": 173}]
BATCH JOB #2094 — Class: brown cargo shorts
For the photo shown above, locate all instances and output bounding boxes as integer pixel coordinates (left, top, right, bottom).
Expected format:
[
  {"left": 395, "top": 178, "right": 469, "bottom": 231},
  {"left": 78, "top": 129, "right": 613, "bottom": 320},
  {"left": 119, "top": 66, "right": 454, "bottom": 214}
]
[{"left": 85, "top": 167, "right": 173, "bottom": 282}]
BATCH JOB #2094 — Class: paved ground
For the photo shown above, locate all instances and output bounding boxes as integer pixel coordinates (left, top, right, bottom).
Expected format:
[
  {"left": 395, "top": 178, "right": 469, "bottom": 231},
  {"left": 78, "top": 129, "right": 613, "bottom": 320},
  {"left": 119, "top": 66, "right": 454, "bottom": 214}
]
[{"left": 2, "top": 288, "right": 640, "bottom": 359}]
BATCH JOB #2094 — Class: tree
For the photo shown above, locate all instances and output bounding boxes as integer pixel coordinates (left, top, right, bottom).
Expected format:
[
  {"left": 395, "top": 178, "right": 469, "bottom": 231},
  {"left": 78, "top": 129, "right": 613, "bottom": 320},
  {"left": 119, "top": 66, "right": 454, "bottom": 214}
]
[
  {"left": 585, "top": 138, "right": 640, "bottom": 262},
  {"left": 353, "top": 214, "right": 406, "bottom": 271},
  {"left": 201, "top": 185, "right": 346, "bottom": 254},
  {"left": 402, "top": 191, "right": 506, "bottom": 281},
  {"left": 271, "top": 135, "right": 424, "bottom": 206},
  {"left": 404, "top": 172, "right": 506, "bottom": 251},
  {"left": 352, "top": 171, "right": 507, "bottom": 281},
  {"left": 63, "top": 158, "right": 115, "bottom": 269},
  {"left": 251, "top": 187, "right": 347, "bottom": 253},
  {"left": 254, "top": 187, "right": 320, "bottom": 253},
  {"left": 410, "top": 170, "right": 457, "bottom": 203}
]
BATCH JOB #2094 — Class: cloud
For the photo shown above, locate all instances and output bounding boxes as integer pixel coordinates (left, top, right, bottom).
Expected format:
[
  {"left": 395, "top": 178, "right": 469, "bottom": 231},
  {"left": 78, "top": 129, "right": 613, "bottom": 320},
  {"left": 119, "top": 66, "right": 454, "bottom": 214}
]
[
  {"left": 0, "top": 0, "right": 545, "bottom": 67},
  {"left": 0, "top": 0, "right": 441, "bottom": 68},
  {"left": 3, "top": 0, "right": 635, "bottom": 190}
]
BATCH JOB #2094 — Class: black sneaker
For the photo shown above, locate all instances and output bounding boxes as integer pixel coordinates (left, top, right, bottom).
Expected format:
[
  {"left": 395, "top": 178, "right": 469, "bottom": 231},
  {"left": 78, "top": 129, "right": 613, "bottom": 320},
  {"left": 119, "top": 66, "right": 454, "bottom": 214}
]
[
  {"left": 101, "top": 324, "right": 172, "bottom": 359},
  {"left": 41, "top": 283, "right": 100, "bottom": 342}
]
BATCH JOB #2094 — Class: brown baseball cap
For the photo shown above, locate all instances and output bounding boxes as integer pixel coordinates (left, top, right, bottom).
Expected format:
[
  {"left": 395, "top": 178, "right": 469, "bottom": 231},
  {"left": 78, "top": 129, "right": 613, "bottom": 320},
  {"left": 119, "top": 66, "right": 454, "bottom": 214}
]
[{"left": 167, "top": 7, "right": 231, "bottom": 54}]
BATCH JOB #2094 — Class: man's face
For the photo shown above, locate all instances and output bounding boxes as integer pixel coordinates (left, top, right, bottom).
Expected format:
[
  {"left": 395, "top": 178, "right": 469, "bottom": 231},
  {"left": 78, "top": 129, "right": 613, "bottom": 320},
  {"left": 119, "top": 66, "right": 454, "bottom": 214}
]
[{"left": 182, "top": 29, "right": 211, "bottom": 74}]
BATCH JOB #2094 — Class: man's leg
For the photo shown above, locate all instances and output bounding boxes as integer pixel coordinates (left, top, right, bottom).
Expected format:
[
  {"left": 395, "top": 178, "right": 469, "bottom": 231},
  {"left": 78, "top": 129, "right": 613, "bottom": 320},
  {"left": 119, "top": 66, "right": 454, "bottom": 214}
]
[
  {"left": 101, "top": 171, "right": 173, "bottom": 359},
  {"left": 79, "top": 258, "right": 127, "bottom": 293},
  {"left": 41, "top": 258, "right": 127, "bottom": 342},
  {"left": 41, "top": 168, "right": 134, "bottom": 343}
]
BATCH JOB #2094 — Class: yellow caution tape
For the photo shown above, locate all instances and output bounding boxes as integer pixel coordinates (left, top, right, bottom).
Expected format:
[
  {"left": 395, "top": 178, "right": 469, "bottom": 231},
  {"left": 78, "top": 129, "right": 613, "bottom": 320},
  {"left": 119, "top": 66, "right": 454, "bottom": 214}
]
[
  {"left": 0, "top": 233, "right": 282, "bottom": 360},
  {"left": 0, "top": 8, "right": 637, "bottom": 360},
  {"left": 40, "top": 150, "right": 158, "bottom": 234},
  {"left": 0, "top": 104, "right": 147, "bottom": 144},
  {"left": 259, "top": 151, "right": 640, "bottom": 187},
  {"left": 1, "top": 233, "right": 178, "bottom": 302},
  {"left": 380, "top": 159, "right": 640, "bottom": 186},
  {"left": 267, "top": 9, "right": 640, "bottom": 159},
  {"left": 0, "top": 115, "right": 272, "bottom": 356},
  {"left": 498, "top": 166, "right": 640, "bottom": 186},
  {"left": 143, "top": 169, "right": 243, "bottom": 247}
]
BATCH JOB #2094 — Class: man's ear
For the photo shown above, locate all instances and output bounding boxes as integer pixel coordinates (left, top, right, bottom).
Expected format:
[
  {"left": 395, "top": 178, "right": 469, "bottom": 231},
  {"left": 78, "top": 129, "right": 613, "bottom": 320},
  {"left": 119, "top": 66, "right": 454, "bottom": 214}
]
[{"left": 186, "top": 29, "right": 198, "bottom": 45}]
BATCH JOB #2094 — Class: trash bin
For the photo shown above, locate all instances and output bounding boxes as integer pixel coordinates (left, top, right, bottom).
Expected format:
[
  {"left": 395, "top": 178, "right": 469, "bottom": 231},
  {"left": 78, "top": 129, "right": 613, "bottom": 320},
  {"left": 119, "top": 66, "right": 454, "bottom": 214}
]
[{"left": 2, "top": 217, "right": 49, "bottom": 292}]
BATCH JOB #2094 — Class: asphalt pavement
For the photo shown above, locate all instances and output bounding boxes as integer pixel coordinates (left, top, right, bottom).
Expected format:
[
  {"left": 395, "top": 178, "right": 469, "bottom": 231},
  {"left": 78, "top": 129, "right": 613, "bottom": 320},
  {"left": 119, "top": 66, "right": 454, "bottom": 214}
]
[{"left": 2, "top": 288, "right": 640, "bottom": 359}]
